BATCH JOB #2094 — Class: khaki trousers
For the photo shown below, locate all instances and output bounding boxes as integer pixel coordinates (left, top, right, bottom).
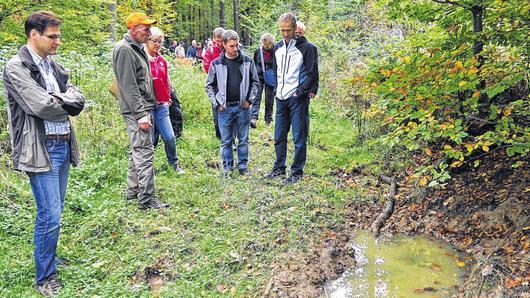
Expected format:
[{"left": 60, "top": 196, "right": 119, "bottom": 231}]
[{"left": 123, "top": 114, "right": 156, "bottom": 204}]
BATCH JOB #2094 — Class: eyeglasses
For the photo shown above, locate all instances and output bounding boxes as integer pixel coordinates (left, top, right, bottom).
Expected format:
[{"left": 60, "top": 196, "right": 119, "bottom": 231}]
[
  {"left": 40, "top": 32, "right": 61, "bottom": 40},
  {"left": 149, "top": 39, "right": 163, "bottom": 45}
]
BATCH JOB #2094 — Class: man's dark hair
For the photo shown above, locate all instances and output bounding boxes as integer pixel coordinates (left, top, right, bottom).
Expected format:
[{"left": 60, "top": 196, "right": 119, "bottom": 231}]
[{"left": 24, "top": 11, "right": 61, "bottom": 38}]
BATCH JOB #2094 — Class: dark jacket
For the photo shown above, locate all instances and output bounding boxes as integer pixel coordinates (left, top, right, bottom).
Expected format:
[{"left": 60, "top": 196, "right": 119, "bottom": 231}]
[
  {"left": 273, "top": 36, "right": 319, "bottom": 100},
  {"left": 205, "top": 51, "right": 260, "bottom": 109},
  {"left": 253, "top": 46, "right": 275, "bottom": 83},
  {"left": 3, "top": 45, "right": 85, "bottom": 172},
  {"left": 112, "top": 34, "right": 155, "bottom": 120}
]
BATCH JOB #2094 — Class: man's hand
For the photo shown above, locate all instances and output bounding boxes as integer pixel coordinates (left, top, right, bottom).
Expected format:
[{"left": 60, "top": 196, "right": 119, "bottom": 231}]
[
  {"left": 138, "top": 115, "right": 151, "bottom": 132},
  {"left": 217, "top": 105, "right": 225, "bottom": 112},
  {"left": 242, "top": 100, "right": 251, "bottom": 109}
]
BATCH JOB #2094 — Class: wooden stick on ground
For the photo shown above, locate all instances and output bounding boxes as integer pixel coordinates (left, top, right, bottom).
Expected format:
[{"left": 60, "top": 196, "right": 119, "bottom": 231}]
[{"left": 371, "top": 175, "right": 397, "bottom": 237}]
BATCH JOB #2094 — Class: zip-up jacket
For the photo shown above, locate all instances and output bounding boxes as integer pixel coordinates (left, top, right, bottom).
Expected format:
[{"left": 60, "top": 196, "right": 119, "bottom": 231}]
[
  {"left": 3, "top": 45, "right": 85, "bottom": 172},
  {"left": 205, "top": 51, "right": 260, "bottom": 109},
  {"left": 273, "top": 36, "right": 319, "bottom": 100},
  {"left": 112, "top": 34, "right": 155, "bottom": 120}
]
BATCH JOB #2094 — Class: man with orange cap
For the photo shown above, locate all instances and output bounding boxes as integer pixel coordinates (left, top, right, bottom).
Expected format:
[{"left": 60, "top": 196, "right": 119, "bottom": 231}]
[{"left": 112, "top": 12, "right": 169, "bottom": 210}]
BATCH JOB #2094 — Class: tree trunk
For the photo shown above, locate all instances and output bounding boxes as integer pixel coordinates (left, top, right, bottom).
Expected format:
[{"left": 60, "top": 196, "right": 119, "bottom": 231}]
[
  {"left": 109, "top": 1, "right": 117, "bottom": 42},
  {"left": 471, "top": 4, "right": 489, "bottom": 118},
  {"left": 188, "top": 4, "right": 193, "bottom": 42},
  {"left": 219, "top": 1, "right": 226, "bottom": 28},
  {"left": 233, "top": 0, "right": 240, "bottom": 34},
  {"left": 210, "top": 0, "right": 215, "bottom": 29}
]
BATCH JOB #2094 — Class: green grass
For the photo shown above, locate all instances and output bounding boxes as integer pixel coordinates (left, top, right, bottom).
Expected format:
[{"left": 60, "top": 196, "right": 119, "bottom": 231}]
[{"left": 0, "top": 59, "right": 382, "bottom": 297}]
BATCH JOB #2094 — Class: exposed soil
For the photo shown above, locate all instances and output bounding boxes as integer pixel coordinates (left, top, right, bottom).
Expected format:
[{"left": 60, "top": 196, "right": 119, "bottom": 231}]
[{"left": 265, "top": 151, "right": 529, "bottom": 297}]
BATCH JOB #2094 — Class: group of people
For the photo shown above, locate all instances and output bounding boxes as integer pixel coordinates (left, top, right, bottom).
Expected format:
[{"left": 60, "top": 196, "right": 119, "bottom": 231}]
[
  {"left": 204, "top": 14, "right": 318, "bottom": 184},
  {"left": 3, "top": 10, "right": 318, "bottom": 297}
]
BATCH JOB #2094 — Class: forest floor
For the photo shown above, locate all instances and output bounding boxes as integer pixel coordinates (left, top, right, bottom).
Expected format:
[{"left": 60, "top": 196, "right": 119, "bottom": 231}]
[
  {"left": 266, "top": 150, "right": 529, "bottom": 297},
  {"left": 1, "top": 62, "right": 527, "bottom": 297}
]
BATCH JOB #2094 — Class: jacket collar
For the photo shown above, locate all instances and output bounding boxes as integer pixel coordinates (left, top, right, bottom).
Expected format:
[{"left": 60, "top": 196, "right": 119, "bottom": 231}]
[
  {"left": 124, "top": 33, "right": 144, "bottom": 50},
  {"left": 17, "top": 45, "right": 40, "bottom": 72},
  {"left": 221, "top": 50, "right": 243, "bottom": 64}
]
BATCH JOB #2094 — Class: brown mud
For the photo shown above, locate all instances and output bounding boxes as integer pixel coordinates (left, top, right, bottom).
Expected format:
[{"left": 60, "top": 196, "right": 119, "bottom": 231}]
[{"left": 265, "top": 151, "right": 529, "bottom": 297}]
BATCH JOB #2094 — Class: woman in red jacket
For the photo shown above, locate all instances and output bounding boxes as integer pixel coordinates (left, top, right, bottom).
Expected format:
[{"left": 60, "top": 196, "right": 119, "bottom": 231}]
[{"left": 145, "top": 27, "right": 185, "bottom": 173}]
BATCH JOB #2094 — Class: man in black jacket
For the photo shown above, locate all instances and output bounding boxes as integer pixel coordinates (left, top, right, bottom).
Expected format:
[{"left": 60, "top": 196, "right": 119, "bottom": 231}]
[{"left": 265, "top": 12, "right": 319, "bottom": 184}]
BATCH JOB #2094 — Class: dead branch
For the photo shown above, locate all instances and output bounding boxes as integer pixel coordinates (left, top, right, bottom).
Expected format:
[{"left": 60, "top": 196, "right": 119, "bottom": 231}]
[{"left": 371, "top": 175, "right": 397, "bottom": 237}]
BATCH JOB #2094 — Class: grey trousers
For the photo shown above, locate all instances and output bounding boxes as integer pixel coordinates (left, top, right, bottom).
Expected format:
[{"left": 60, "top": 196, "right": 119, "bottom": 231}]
[{"left": 123, "top": 114, "right": 156, "bottom": 204}]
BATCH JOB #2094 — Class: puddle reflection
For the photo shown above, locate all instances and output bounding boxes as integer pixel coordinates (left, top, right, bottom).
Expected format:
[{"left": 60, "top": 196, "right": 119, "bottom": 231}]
[{"left": 324, "top": 230, "right": 464, "bottom": 298}]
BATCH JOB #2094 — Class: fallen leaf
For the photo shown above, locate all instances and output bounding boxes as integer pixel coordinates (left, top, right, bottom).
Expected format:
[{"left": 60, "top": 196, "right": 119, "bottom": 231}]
[
  {"left": 431, "top": 263, "right": 441, "bottom": 271},
  {"left": 505, "top": 278, "right": 521, "bottom": 289},
  {"left": 456, "top": 261, "right": 466, "bottom": 267},
  {"left": 481, "top": 264, "right": 494, "bottom": 276},
  {"left": 216, "top": 284, "right": 228, "bottom": 293}
]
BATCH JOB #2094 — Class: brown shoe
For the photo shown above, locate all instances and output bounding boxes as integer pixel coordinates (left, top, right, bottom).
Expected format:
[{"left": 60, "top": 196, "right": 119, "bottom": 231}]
[{"left": 36, "top": 274, "right": 61, "bottom": 297}]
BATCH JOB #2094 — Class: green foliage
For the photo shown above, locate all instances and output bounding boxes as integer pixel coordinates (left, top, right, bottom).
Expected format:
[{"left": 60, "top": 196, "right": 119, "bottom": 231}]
[{"left": 366, "top": 0, "right": 529, "bottom": 185}]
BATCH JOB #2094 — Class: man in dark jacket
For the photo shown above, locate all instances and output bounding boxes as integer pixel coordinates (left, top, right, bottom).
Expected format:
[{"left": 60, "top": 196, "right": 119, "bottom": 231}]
[
  {"left": 3, "top": 11, "right": 85, "bottom": 296},
  {"left": 251, "top": 33, "right": 276, "bottom": 128},
  {"left": 265, "top": 12, "right": 319, "bottom": 184},
  {"left": 112, "top": 12, "right": 169, "bottom": 210},
  {"left": 205, "top": 30, "right": 260, "bottom": 177}
]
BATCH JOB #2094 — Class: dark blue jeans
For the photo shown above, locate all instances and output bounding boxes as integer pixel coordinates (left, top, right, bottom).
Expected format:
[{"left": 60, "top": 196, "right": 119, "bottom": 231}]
[
  {"left": 27, "top": 139, "right": 70, "bottom": 284},
  {"left": 273, "top": 95, "right": 309, "bottom": 176},
  {"left": 152, "top": 104, "right": 179, "bottom": 165},
  {"left": 218, "top": 105, "right": 251, "bottom": 171}
]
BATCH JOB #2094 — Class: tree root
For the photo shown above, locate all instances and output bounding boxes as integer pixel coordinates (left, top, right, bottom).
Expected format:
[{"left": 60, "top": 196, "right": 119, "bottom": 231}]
[{"left": 371, "top": 175, "right": 397, "bottom": 237}]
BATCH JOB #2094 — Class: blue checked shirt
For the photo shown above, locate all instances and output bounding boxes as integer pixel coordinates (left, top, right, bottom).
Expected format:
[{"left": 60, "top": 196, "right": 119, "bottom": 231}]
[{"left": 27, "top": 47, "right": 71, "bottom": 135}]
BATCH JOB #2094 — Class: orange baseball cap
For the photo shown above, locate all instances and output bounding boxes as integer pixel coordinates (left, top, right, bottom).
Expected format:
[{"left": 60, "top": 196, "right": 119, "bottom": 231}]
[{"left": 126, "top": 12, "right": 157, "bottom": 28}]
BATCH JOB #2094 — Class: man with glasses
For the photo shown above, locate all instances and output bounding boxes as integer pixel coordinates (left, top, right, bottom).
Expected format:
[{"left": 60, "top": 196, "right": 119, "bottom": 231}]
[
  {"left": 112, "top": 12, "right": 169, "bottom": 210},
  {"left": 3, "top": 11, "right": 85, "bottom": 296}
]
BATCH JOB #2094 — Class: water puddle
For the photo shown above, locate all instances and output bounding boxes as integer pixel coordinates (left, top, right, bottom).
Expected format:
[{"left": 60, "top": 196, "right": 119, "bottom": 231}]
[{"left": 323, "top": 230, "right": 465, "bottom": 298}]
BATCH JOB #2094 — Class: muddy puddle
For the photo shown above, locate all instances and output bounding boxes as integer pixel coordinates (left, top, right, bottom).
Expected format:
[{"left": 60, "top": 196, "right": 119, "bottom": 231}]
[{"left": 323, "top": 230, "right": 464, "bottom": 298}]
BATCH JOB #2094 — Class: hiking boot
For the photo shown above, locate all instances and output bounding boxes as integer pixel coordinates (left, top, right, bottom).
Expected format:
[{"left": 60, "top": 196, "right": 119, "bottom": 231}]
[
  {"left": 282, "top": 174, "right": 303, "bottom": 184},
  {"left": 239, "top": 168, "right": 250, "bottom": 176},
  {"left": 250, "top": 118, "right": 257, "bottom": 128},
  {"left": 264, "top": 169, "right": 285, "bottom": 179},
  {"left": 138, "top": 198, "right": 170, "bottom": 210},
  {"left": 36, "top": 274, "right": 61, "bottom": 297},
  {"left": 126, "top": 195, "right": 137, "bottom": 202},
  {"left": 172, "top": 163, "right": 185, "bottom": 174}
]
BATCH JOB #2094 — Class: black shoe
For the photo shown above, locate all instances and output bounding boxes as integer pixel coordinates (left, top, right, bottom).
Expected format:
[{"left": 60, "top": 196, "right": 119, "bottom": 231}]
[
  {"left": 138, "top": 198, "right": 170, "bottom": 210},
  {"left": 250, "top": 119, "right": 257, "bottom": 128},
  {"left": 36, "top": 274, "right": 61, "bottom": 297},
  {"left": 239, "top": 168, "right": 250, "bottom": 176},
  {"left": 264, "top": 169, "right": 285, "bottom": 179},
  {"left": 171, "top": 163, "right": 185, "bottom": 174},
  {"left": 126, "top": 194, "right": 137, "bottom": 203},
  {"left": 282, "top": 174, "right": 302, "bottom": 184}
]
